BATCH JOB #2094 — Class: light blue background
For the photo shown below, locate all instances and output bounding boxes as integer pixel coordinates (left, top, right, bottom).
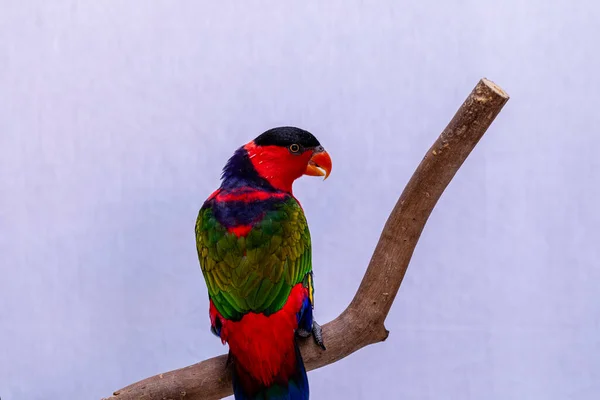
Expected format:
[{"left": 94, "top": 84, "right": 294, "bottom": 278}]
[{"left": 1, "top": 1, "right": 599, "bottom": 399}]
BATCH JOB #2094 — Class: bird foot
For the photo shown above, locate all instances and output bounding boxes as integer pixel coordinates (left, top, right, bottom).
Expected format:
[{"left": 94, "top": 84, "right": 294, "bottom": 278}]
[
  {"left": 312, "top": 320, "right": 326, "bottom": 350},
  {"left": 297, "top": 327, "right": 311, "bottom": 338},
  {"left": 298, "top": 321, "right": 326, "bottom": 349}
]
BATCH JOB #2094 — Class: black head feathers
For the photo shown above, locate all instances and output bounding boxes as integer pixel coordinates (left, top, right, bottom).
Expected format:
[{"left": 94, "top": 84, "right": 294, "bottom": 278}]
[{"left": 254, "top": 127, "right": 320, "bottom": 148}]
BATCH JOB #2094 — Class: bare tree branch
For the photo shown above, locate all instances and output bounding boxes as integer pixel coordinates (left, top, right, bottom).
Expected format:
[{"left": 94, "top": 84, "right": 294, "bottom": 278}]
[{"left": 105, "top": 78, "right": 509, "bottom": 400}]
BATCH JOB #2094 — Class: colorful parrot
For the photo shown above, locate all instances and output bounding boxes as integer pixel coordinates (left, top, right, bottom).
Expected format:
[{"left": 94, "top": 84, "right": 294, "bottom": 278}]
[{"left": 195, "top": 127, "right": 332, "bottom": 400}]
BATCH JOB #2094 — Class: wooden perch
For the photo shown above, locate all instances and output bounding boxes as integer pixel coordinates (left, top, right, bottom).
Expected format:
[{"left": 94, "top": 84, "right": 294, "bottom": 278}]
[{"left": 105, "top": 78, "right": 509, "bottom": 400}]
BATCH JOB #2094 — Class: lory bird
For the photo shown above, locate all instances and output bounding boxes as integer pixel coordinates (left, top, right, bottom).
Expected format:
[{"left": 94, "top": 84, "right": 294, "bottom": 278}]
[{"left": 195, "top": 127, "right": 332, "bottom": 400}]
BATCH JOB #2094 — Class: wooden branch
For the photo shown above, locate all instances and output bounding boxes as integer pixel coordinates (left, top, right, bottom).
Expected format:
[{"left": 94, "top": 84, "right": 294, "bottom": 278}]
[{"left": 105, "top": 78, "right": 509, "bottom": 400}]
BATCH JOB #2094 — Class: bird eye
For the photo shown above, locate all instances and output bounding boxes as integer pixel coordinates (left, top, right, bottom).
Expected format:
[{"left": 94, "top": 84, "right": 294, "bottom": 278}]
[{"left": 289, "top": 144, "right": 301, "bottom": 153}]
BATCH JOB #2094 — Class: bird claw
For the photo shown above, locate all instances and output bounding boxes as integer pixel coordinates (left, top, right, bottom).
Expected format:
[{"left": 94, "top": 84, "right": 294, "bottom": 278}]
[
  {"left": 312, "top": 320, "right": 326, "bottom": 350},
  {"left": 297, "top": 320, "right": 326, "bottom": 350}
]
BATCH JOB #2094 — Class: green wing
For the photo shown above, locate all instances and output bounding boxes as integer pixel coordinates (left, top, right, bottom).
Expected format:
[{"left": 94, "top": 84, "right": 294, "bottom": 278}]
[{"left": 195, "top": 197, "right": 312, "bottom": 321}]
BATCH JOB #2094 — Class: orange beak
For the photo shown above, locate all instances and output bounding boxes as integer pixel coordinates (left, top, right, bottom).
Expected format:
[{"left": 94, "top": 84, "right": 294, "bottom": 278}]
[{"left": 304, "top": 148, "right": 332, "bottom": 180}]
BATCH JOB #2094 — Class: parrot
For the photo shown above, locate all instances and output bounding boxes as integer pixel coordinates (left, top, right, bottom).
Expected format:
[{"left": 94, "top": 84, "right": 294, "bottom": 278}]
[{"left": 195, "top": 127, "right": 332, "bottom": 400}]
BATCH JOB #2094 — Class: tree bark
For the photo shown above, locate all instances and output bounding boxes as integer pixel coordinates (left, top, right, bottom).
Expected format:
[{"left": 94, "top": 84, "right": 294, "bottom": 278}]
[{"left": 104, "top": 78, "right": 509, "bottom": 400}]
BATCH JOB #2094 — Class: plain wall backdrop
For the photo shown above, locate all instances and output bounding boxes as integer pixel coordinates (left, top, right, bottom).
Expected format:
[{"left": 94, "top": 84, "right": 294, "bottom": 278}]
[{"left": 1, "top": 1, "right": 599, "bottom": 399}]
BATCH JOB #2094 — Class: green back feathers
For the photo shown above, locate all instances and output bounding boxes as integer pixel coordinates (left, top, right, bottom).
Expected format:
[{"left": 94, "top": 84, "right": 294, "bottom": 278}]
[{"left": 195, "top": 197, "right": 312, "bottom": 320}]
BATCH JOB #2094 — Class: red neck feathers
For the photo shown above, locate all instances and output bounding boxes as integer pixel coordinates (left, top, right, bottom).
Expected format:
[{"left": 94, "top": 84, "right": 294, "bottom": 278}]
[{"left": 244, "top": 142, "right": 314, "bottom": 193}]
